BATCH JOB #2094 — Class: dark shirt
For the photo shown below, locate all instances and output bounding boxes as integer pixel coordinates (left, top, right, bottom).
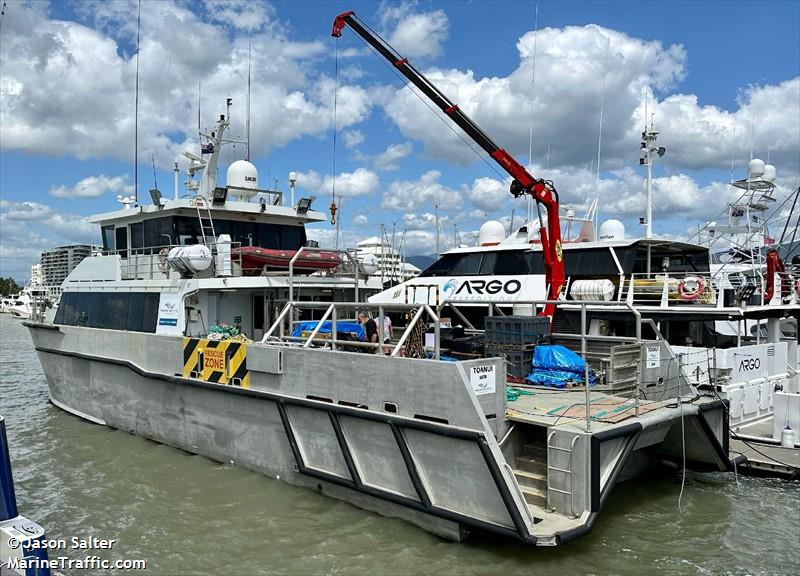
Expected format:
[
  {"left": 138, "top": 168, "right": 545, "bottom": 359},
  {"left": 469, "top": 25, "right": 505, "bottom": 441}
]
[{"left": 364, "top": 318, "right": 378, "bottom": 343}]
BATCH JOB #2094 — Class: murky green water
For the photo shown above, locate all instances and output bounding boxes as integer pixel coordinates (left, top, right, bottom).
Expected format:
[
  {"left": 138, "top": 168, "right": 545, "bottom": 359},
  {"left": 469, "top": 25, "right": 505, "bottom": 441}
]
[{"left": 1, "top": 314, "right": 797, "bottom": 575}]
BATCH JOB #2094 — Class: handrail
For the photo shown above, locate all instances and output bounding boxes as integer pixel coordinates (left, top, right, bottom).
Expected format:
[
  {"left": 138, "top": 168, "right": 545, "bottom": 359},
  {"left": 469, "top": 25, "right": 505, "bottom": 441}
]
[
  {"left": 391, "top": 306, "right": 426, "bottom": 357},
  {"left": 303, "top": 303, "right": 335, "bottom": 348}
]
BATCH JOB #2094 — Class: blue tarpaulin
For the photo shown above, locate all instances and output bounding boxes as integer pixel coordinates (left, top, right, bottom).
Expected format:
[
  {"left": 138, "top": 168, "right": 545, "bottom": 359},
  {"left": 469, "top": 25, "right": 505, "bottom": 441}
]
[
  {"left": 526, "top": 345, "right": 597, "bottom": 388},
  {"left": 291, "top": 321, "right": 366, "bottom": 341}
]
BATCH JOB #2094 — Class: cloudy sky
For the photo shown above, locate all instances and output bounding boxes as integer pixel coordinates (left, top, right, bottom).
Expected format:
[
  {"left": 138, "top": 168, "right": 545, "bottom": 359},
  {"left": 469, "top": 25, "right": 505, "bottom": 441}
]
[{"left": 1, "top": 0, "right": 798, "bottom": 280}]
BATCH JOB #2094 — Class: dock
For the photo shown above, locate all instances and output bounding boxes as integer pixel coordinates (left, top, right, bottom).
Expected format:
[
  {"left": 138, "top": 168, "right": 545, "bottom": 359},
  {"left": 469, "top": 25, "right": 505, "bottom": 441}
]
[{"left": 730, "top": 418, "right": 800, "bottom": 480}]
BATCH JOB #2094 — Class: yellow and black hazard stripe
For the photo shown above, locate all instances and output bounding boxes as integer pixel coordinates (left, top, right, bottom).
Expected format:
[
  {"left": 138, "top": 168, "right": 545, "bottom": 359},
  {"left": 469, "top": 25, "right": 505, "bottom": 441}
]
[{"left": 182, "top": 338, "right": 250, "bottom": 388}]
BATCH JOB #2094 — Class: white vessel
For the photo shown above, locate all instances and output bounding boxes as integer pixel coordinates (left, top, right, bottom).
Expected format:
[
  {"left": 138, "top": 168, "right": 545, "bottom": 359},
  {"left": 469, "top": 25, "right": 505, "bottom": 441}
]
[{"left": 21, "top": 10, "right": 761, "bottom": 547}]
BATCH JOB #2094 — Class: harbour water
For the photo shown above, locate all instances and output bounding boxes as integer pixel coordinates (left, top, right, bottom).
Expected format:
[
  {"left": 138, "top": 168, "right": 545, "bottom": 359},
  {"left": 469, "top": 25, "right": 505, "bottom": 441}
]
[{"left": 1, "top": 314, "right": 797, "bottom": 575}]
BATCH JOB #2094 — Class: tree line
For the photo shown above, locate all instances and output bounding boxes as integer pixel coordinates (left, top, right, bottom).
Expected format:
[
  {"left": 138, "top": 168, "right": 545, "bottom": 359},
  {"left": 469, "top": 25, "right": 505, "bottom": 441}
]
[{"left": 0, "top": 277, "right": 21, "bottom": 296}]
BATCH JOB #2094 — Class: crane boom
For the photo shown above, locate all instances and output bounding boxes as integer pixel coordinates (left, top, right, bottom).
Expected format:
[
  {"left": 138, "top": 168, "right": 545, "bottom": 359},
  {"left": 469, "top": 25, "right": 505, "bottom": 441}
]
[{"left": 332, "top": 11, "right": 565, "bottom": 317}]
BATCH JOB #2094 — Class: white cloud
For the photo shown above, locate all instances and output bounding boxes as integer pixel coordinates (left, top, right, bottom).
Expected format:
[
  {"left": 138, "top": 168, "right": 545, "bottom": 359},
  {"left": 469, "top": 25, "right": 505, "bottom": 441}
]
[
  {"left": 378, "top": 1, "right": 449, "bottom": 59},
  {"left": 0, "top": 200, "right": 53, "bottom": 220},
  {"left": 402, "top": 212, "right": 439, "bottom": 230},
  {"left": 342, "top": 129, "right": 365, "bottom": 149},
  {"left": 381, "top": 170, "right": 462, "bottom": 211},
  {"left": 49, "top": 174, "right": 133, "bottom": 199},
  {"left": 0, "top": 1, "right": 373, "bottom": 167},
  {"left": 374, "top": 142, "right": 413, "bottom": 171},
  {"left": 353, "top": 214, "right": 368, "bottom": 225},
  {"left": 204, "top": 0, "right": 274, "bottom": 32},
  {"left": 295, "top": 168, "right": 380, "bottom": 198},
  {"left": 0, "top": 201, "right": 98, "bottom": 279}
]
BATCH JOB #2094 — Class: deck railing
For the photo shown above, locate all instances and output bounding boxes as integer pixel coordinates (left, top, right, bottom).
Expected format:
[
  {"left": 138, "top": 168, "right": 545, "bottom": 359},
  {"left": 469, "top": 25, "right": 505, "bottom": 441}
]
[
  {"left": 258, "top": 298, "right": 705, "bottom": 433},
  {"left": 96, "top": 242, "right": 244, "bottom": 280}
]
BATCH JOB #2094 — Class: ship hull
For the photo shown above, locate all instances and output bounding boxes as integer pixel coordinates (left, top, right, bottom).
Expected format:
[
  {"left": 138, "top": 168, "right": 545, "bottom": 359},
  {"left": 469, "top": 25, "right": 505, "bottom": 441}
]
[{"left": 25, "top": 321, "right": 735, "bottom": 547}]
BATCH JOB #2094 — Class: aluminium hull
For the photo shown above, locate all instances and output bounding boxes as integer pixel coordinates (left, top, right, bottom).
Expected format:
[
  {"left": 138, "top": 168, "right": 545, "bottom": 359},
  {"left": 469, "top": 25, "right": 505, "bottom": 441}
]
[{"left": 24, "top": 322, "right": 735, "bottom": 547}]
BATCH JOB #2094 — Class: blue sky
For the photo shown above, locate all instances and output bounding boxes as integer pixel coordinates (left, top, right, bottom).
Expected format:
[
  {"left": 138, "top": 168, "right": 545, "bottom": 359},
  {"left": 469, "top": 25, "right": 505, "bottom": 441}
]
[{"left": 1, "top": 0, "right": 798, "bottom": 281}]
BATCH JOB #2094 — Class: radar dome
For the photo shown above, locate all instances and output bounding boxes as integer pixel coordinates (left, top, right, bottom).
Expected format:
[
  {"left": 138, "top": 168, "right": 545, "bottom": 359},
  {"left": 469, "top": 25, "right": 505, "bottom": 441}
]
[
  {"left": 479, "top": 220, "right": 506, "bottom": 246},
  {"left": 599, "top": 219, "right": 625, "bottom": 241},
  {"left": 227, "top": 160, "right": 259, "bottom": 200},
  {"left": 748, "top": 158, "right": 765, "bottom": 179},
  {"left": 763, "top": 164, "right": 776, "bottom": 182}
]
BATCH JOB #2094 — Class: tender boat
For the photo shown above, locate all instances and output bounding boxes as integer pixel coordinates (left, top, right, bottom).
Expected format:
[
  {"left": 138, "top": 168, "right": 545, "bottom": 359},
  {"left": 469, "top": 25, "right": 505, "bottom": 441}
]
[{"left": 233, "top": 246, "right": 341, "bottom": 274}]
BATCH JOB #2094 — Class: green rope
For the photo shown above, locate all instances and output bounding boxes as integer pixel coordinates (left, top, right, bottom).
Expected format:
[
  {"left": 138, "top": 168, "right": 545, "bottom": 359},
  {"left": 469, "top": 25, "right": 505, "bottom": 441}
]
[{"left": 506, "top": 387, "right": 536, "bottom": 402}]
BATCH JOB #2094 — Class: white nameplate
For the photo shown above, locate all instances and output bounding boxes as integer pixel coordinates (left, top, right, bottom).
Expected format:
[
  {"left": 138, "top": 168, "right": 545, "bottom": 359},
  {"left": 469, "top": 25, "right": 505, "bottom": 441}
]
[{"left": 470, "top": 364, "right": 496, "bottom": 396}]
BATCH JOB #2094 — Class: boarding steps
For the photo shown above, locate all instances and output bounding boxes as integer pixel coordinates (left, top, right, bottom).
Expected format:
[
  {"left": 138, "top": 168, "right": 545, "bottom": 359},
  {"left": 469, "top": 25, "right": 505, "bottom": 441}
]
[{"left": 513, "top": 443, "right": 548, "bottom": 509}]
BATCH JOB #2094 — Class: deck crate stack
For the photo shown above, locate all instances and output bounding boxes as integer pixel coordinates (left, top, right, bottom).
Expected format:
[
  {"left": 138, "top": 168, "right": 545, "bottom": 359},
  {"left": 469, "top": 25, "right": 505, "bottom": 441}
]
[{"left": 484, "top": 316, "right": 550, "bottom": 380}]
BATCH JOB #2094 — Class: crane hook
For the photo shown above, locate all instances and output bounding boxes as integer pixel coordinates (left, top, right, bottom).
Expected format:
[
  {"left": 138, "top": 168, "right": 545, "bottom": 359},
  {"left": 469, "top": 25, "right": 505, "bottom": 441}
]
[{"left": 330, "top": 201, "right": 337, "bottom": 225}]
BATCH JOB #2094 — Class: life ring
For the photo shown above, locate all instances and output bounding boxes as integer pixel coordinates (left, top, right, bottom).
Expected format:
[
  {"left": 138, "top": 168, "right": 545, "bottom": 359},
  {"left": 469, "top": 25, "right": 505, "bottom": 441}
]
[
  {"left": 158, "top": 248, "right": 170, "bottom": 274},
  {"left": 678, "top": 275, "right": 706, "bottom": 301}
]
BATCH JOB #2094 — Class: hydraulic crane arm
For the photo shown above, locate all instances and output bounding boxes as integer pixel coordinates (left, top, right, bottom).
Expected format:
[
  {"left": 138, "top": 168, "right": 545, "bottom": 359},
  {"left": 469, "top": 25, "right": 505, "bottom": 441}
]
[{"left": 332, "top": 11, "right": 565, "bottom": 317}]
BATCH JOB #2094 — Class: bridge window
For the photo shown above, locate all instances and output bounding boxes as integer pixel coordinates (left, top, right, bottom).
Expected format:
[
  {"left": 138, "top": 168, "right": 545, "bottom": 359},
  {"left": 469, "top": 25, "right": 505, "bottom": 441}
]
[{"left": 54, "top": 292, "right": 160, "bottom": 332}]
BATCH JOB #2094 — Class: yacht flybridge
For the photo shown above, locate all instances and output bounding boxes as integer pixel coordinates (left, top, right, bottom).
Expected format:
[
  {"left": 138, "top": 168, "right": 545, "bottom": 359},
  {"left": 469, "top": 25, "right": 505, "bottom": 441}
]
[{"left": 21, "top": 12, "right": 798, "bottom": 548}]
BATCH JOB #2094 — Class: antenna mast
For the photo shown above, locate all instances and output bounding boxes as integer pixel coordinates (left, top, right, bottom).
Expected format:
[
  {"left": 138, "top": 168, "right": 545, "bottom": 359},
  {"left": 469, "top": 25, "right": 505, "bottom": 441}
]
[
  {"left": 133, "top": 0, "right": 141, "bottom": 206},
  {"left": 246, "top": 37, "right": 251, "bottom": 161}
]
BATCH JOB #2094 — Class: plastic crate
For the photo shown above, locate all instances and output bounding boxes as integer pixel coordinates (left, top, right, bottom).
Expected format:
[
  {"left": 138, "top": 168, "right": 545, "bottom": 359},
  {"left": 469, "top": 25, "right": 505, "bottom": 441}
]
[
  {"left": 485, "top": 345, "right": 534, "bottom": 379},
  {"left": 484, "top": 315, "right": 550, "bottom": 346}
]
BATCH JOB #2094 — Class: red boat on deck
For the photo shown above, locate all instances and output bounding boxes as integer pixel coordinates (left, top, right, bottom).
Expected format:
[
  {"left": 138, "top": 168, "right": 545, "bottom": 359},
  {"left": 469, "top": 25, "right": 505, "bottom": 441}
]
[{"left": 233, "top": 246, "right": 342, "bottom": 274}]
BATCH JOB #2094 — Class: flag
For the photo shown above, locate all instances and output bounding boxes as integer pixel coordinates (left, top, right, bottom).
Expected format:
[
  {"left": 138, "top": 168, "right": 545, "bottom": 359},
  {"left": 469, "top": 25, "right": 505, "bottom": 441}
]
[{"left": 201, "top": 143, "right": 215, "bottom": 154}]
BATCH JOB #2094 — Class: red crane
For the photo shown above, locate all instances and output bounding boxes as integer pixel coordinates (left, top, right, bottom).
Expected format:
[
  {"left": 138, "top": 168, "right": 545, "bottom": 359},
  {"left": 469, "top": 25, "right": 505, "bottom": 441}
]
[{"left": 332, "top": 11, "right": 565, "bottom": 318}]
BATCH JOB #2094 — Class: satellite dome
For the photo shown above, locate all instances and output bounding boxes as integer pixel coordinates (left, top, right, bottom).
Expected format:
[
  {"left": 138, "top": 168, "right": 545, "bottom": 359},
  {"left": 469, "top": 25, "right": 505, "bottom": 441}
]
[
  {"left": 763, "top": 164, "right": 776, "bottom": 182},
  {"left": 599, "top": 219, "right": 625, "bottom": 241},
  {"left": 747, "top": 158, "right": 765, "bottom": 179},
  {"left": 227, "top": 160, "right": 259, "bottom": 201},
  {"left": 479, "top": 220, "right": 506, "bottom": 246}
]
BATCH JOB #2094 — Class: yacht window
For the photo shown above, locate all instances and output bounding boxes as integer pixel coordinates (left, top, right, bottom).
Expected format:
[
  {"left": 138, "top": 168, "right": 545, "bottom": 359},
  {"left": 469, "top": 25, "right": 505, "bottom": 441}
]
[
  {"left": 563, "top": 248, "right": 618, "bottom": 276},
  {"left": 420, "top": 254, "right": 464, "bottom": 277},
  {"left": 115, "top": 227, "right": 128, "bottom": 258},
  {"left": 450, "top": 253, "right": 483, "bottom": 275},
  {"left": 479, "top": 252, "right": 497, "bottom": 275},
  {"left": 130, "top": 222, "right": 144, "bottom": 252},
  {"left": 101, "top": 226, "right": 115, "bottom": 252},
  {"left": 494, "top": 251, "right": 543, "bottom": 275}
]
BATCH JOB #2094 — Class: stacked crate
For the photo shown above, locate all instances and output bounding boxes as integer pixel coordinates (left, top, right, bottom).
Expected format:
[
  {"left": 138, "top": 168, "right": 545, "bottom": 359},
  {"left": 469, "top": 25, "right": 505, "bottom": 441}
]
[{"left": 484, "top": 316, "right": 550, "bottom": 379}]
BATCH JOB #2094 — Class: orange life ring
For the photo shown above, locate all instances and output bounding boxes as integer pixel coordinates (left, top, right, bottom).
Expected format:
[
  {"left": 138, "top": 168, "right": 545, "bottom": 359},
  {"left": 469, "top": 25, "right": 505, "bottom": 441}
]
[{"left": 678, "top": 275, "right": 706, "bottom": 301}]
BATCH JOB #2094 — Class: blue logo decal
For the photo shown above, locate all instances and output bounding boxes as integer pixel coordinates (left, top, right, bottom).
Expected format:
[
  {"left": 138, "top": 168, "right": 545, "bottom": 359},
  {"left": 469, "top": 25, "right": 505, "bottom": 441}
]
[
  {"left": 442, "top": 279, "right": 458, "bottom": 295},
  {"left": 159, "top": 318, "right": 178, "bottom": 326}
]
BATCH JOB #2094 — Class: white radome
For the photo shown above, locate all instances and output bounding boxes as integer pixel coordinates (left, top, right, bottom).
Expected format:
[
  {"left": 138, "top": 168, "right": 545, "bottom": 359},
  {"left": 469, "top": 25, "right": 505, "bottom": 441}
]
[
  {"left": 747, "top": 158, "right": 765, "bottom": 179},
  {"left": 599, "top": 219, "right": 625, "bottom": 241},
  {"left": 763, "top": 164, "right": 776, "bottom": 182},
  {"left": 227, "top": 160, "right": 259, "bottom": 189},
  {"left": 479, "top": 220, "right": 506, "bottom": 246}
]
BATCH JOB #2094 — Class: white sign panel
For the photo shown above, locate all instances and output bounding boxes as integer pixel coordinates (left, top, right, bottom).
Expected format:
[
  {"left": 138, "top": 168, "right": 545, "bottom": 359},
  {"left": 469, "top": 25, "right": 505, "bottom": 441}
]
[
  {"left": 155, "top": 293, "right": 183, "bottom": 335},
  {"left": 646, "top": 345, "right": 661, "bottom": 369},
  {"left": 470, "top": 364, "right": 496, "bottom": 396}
]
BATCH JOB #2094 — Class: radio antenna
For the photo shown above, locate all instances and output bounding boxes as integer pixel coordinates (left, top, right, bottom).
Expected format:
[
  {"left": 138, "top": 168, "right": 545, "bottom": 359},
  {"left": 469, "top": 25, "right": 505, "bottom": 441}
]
[
  {"left": 247, "top": 37, "right": 252, "bottom": 161},
  {"left": 133, "top": 0, "right": 141, "bottom": 206}
]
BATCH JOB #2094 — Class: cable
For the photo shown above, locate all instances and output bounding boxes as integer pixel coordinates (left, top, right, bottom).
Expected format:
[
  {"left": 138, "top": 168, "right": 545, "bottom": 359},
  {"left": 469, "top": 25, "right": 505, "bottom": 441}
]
[{"left": 677, "top": 377, "right": 687, "bottom": 514}]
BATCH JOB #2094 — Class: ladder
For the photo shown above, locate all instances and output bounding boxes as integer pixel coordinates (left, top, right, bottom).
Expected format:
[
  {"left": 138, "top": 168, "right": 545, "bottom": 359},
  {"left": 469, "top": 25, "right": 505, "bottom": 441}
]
[
  {"left": 546, "top": 431, "right": 579, "bottom": 517},
  {"left": 194, "top": 195, "right": 216, "bottom": 245}
]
